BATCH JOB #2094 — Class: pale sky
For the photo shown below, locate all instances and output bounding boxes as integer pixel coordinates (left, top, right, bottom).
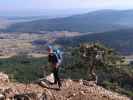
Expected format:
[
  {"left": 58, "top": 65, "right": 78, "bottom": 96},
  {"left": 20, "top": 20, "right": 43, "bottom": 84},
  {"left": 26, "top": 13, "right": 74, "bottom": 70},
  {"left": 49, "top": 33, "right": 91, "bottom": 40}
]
[{"left": 0, "top": 0, "right": 133, "bottom": 11}]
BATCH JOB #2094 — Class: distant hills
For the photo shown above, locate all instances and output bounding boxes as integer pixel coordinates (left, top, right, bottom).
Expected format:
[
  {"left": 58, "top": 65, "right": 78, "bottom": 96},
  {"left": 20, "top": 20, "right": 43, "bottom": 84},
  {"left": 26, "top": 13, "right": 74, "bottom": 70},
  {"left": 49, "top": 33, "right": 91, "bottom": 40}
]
[
  {"left": 55, "top": 28, "right": 133, "bottom": 55},
  {"left": 1, "top": 9, "right": 133, "bottom": 55},
  {"left": 0, "top": 18, "right": 11, "bottom": 29},
  {"left": 2, "top": 9, "right": 133, "bottom": 33}
]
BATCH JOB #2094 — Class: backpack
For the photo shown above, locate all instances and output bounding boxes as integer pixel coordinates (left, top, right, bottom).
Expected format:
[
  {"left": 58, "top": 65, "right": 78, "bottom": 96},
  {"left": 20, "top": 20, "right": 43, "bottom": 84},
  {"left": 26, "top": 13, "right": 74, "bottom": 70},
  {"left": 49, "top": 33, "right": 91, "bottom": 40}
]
[
  {"left": 53, "top": 48, "right": 63, "bottom": 63},
  {"left": 48, "top": 53, "right": 58, "bottom": 64}
]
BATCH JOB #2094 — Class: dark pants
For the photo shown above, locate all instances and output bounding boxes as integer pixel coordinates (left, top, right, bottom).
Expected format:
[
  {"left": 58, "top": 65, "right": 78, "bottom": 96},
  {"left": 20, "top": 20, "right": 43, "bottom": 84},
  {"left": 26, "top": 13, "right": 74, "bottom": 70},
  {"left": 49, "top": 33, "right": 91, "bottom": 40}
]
[{"left": 53, "top": 67, "right": 62, "bottom": 88}]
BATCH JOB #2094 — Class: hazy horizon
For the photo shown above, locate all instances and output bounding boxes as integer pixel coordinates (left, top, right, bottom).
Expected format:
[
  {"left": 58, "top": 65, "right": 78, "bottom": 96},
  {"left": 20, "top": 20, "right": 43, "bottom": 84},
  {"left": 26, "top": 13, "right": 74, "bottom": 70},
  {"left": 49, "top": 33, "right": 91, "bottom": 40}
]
[
  {"left": 1, "top": 0, "right": 133, "bottom": 16},
  {"left": 1, "top": 0, "right": 133, "bottom": 11}
]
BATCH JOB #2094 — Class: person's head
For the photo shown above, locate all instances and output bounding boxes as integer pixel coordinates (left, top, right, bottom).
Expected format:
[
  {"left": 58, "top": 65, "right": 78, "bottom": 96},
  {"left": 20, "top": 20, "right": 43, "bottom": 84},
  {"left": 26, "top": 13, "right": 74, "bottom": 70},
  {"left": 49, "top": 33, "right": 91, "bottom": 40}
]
[{"left": 47, "top": 45, "right": 53, "bottom": 54}]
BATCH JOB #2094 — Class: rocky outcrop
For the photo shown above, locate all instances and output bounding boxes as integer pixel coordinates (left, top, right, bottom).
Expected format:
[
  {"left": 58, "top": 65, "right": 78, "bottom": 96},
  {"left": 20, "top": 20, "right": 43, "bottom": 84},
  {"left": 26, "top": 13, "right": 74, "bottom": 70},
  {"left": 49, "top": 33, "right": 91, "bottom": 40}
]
[
  {"left": 0, "top": 72, "right": 9, "bottom": 83},
  {"left": 0, "top": 73, "right": 130, "bottom": 100}
]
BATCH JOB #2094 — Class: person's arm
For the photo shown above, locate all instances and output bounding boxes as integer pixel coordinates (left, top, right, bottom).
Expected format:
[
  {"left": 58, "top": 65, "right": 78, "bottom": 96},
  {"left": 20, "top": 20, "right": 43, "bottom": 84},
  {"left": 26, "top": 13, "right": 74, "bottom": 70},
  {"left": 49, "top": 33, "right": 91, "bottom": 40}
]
[{"left": 53, "top": 63, "right": 60, "bottom": 68}]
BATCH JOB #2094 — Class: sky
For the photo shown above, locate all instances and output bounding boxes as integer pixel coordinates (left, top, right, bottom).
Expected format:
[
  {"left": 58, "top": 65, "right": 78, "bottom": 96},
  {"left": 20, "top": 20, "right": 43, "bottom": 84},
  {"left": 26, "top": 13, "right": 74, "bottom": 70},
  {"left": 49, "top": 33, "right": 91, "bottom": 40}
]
[
  {"left": 0, "top": 0, "right": 133, "bottom": 11},
  {"left": 1, "top": 0, "right": 133, "bottom": 16}
]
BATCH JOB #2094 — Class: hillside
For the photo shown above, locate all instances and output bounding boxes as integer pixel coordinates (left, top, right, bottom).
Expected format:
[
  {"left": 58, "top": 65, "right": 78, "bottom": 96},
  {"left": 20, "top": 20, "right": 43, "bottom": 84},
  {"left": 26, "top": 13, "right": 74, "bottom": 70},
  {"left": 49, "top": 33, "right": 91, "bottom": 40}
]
[
  {"left": 55, "top": 28, "right": 133, "bottom": 55},
  {"left": 0, "top": 73, "right": 130, "bottom": 100},
  {"left": 0, "top": 18, "right": 11, "bottom": 29},
  {"left": 0, "top": 43, "right": 132, "bottom": 97},
  {"left": 2, "top": 10, "right": 133, "bottom": 33}
]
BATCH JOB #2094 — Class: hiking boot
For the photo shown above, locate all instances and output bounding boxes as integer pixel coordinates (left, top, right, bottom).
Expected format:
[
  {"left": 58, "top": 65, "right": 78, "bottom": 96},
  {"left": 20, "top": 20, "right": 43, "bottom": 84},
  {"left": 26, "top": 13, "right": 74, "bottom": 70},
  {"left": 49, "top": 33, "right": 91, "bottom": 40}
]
[{"left": 58, "top": 82, "right": 62, "bottom": 89}]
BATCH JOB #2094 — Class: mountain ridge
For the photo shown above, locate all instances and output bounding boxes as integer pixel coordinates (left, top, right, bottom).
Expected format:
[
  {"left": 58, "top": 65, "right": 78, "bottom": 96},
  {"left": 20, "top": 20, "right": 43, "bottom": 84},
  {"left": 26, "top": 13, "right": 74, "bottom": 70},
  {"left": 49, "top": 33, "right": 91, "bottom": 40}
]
[{"left": 2, "top": 9, "right": 133, "bottom": 33}]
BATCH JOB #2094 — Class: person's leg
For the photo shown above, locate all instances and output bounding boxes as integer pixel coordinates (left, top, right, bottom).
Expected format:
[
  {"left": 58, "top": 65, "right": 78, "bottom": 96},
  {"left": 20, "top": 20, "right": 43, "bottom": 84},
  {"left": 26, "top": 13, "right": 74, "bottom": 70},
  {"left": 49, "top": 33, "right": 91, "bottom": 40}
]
[
  {"left": 90, "top": 61, "right": 96, "bottom": 80},
  {"left": 53, "top": 64, "right": 62, "bottom": 88},
  {"left": 91, "top": 61, "right": 97, "bottom": 82},
  {"left": 53, "top": 67, "right": 57, "bottom": 84},
  {"left": 55, "top": 67, "right": 62, "bottom": 88}
]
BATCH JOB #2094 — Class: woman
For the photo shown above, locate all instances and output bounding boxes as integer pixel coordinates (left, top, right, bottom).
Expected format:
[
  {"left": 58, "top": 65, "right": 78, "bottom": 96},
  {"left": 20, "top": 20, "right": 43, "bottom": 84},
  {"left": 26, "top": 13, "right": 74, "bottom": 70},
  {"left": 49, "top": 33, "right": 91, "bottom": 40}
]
[{"left": 47, "top": 45, "right": 62, "bottom": 88}]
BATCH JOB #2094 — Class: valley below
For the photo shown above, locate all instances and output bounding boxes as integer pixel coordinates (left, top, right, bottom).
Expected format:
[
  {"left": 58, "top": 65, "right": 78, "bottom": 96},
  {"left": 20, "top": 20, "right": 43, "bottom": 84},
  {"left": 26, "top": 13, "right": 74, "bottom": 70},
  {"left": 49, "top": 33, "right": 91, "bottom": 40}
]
[{"left": 0, "top": 31, "right": 88, "bottom": 58}]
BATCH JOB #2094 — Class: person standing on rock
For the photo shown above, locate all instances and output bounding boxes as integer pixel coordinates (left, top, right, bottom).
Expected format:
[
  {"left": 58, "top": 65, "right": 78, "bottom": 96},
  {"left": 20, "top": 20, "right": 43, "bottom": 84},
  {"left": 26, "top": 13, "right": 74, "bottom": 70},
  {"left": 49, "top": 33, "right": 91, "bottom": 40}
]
[
  {"left": 47, "top": 45, "right": 62, "bottom": 88},
  {"left": 80, "top": 43, "right": 105, "bottom": 83}
]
